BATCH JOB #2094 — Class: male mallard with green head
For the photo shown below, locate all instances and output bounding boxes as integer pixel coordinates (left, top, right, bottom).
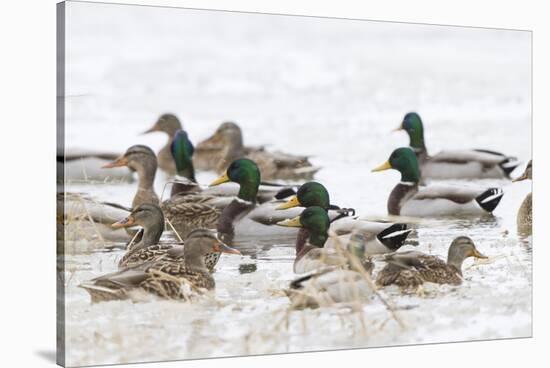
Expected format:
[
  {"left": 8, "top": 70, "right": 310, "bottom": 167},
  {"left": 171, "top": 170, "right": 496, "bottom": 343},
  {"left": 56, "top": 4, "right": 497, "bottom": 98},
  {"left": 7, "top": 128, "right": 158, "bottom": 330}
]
[
  {"left": 142, "top": 113, "right": 183, "bottom": 176},
  {"left": 513, "top": 160, "right": 532, "bottom": 236},
  {"left": 372, "top": 147, "right": 504, "bottom": 217},
  {"left": 197, "top": 121, "right": 319, "bottom": 180},
  {"left": 79, "top": 228, "right": 241, "bottom": 303},
  {"left": 276, "top": 181, "right": 412, "bottom": 256},
  {"left": 395, "top": 112, "right": 520, "bottom": 180},
  {"left": 278, "top": 206, "right": 381, "bottom": 274},
  {"left": 376, "top": 236, "right": 487, "bottom": 291},
  {"left": 209, "top": 158, "right": 300, "bottom": 244},
  {"left": 112, "top": 203, "right": 222, "bottom": 271},
  {"left": 160, "top": 130, "right": 227, "bottom": 239}
]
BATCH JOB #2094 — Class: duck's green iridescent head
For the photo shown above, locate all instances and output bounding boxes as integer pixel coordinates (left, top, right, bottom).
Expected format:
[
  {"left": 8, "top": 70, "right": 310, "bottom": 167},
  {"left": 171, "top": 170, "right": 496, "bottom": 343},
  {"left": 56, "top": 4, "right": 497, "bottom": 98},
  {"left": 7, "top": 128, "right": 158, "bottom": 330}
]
[
  {"left": 372, "top": 147, "right": 421, "bottom": 183},
  {"left": 171, "top": 130, "right": 196, "bottom": 181},
  {"left": 209, "top": 158, "right": 261, "bottom": 202},
  {"left": 276, "top": 206, "right": 329, "bottom": 247},
  {"left": 276, "top": 181, "right": 330, "bottom": 210},
  {"left": 396, "top": 112, "right": 425, "bottom": 150}
]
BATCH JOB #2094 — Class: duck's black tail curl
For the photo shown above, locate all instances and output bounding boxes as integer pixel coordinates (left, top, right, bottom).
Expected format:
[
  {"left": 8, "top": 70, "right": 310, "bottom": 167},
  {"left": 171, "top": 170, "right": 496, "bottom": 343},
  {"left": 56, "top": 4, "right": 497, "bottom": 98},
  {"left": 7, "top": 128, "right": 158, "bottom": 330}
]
[
  {"left": 476, "top": 188, "right": 504, "bottom": 213},
  {"left": 377, "top": 223, "right": 412, "bottom": 251},
  {"left": 499, "top": 158, "right": 521, "bottom": 177}
]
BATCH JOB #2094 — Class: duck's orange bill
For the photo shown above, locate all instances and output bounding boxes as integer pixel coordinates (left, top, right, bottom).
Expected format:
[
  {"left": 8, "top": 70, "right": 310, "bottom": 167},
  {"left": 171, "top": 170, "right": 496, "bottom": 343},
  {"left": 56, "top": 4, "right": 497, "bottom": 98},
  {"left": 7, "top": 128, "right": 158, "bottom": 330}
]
[
  {"left": 213, "top": 242, "right": 241, "bottom": 255},
  {"left": 102, "top": 157, "right": 129, "bottom": 168},
  {"left": 112, "top": 215, "right": 135, "bottom": 228},
  {"left": 472, "top": 249, "right": 488, "bottom": 259}
]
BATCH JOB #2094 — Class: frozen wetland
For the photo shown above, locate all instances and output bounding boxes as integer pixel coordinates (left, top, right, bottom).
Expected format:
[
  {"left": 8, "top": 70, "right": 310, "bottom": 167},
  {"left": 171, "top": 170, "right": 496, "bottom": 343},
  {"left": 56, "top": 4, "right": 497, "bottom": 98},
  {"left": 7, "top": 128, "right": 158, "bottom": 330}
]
[{"left": 61, "top": 3, "right": 531, "bottom": 366}]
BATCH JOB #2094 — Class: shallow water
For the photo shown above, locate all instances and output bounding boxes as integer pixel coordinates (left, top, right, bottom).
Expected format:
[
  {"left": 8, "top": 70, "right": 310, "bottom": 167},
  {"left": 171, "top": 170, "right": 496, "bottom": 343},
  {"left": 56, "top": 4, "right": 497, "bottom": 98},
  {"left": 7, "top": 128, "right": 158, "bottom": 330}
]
[{"left": 62, "top": 3, "right": 531, "bottom": 366}]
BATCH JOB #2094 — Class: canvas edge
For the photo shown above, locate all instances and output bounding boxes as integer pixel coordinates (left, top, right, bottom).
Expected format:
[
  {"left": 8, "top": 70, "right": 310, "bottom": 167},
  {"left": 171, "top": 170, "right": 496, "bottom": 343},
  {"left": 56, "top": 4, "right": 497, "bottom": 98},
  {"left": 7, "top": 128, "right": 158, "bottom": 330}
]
[{"left": 56, "top": 1, "right": 66, "bottom": 367}]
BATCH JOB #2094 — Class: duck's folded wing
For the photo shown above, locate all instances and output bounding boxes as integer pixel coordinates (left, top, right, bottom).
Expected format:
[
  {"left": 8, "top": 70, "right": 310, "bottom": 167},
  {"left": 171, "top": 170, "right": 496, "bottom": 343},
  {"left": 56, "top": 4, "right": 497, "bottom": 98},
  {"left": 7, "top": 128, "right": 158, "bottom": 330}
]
[
  {"left": 88, "top": 264, "right": 151, "bottom": 289},
  {"left": 413, "top": 185, "right": 483, "bottom": 203},
  {"left": 431, "top": 149, "right": 511, "bottom": 165},
  {"left": 330, "top": 217, "right": 397, "bottom": 235},
  {"left": 247, "top": 203, "right": 303, "bottom": 225}
]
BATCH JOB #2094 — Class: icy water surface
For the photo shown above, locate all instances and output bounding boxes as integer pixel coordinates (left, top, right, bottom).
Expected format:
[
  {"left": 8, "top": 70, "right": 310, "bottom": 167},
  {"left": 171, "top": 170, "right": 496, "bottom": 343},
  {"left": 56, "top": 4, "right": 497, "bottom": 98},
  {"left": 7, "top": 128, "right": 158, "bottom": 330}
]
[{"left": 62, "top": 3, "right": 531, "bottom": 366}]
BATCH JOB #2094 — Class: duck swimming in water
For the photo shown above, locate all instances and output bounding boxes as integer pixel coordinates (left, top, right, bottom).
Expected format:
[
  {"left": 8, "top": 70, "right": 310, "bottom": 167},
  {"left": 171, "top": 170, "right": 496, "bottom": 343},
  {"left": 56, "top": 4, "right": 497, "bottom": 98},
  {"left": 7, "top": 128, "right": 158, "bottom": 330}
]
[
  {"left": 372, "top": 147, "right": 504, "bottom": 217},
  {"left": 394, "top": 112, "right": 520, "bottom": 180}
]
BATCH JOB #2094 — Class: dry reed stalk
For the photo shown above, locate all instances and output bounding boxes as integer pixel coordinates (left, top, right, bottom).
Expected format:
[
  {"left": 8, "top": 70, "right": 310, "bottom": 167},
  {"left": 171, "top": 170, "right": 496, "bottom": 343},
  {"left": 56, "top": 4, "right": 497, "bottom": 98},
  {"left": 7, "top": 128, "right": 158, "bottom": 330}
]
[
  {"left": 165, "top": 218, "right": 184, "bottom": 243},
  {"left": 329, "top": 231, "right": 406, "bottom": 330}
]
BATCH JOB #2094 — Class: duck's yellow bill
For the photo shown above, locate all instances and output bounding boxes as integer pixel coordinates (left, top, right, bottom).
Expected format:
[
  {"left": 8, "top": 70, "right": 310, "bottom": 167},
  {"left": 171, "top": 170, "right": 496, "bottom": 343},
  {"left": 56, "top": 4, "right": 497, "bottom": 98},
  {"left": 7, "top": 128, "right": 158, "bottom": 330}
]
[
  {"left": 392, "top": 124, "right": 403, "bottom": 132},
  {"left": 371, "top": 160, "right": 392, "bottom": 172},
  {"left": 102, "top": 157, "right": 129, "bottom": 168},
  {"left": 112, "top": 215, "right": 135, "bottom": 228},
  {"left": 276, "top": 216, "right": 302, "bottom": 227},
  {"left": 209, "top": 173, "right": 230, "bottom": 187},
  {"left": 276, "top": 195, "right": 300, "bottom": 210},
  {"left": 472, "top": 249, "right": 488, "bottom": 259}
]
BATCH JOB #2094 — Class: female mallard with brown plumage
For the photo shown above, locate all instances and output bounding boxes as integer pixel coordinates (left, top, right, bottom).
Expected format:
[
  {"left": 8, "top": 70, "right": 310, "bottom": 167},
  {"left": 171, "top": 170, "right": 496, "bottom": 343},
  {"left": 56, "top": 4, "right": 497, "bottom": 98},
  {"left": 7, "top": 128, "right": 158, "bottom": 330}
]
[
  {"left": 63, "top": 145, "right": 160, "bottom": 243},
  {"left": 372, "top": 147, "right": 504, "bottom": 217},
  {"left": 513, "top": 160, "right": 532, "bottom": 236},
  {"left": 102, "top": 145, "right": 159, "bottom": 208},
  {"left": 112, "top": 203, "right": 223, "bottom": 272},
  {"left": 276, "top": 181, "right": 412, "bottom": 257},
  {"left": 394, "top": 112, "right": 520, "bottom": 180},
  {"left": 196, "top": 121, "right": 318, "bottom": 180},
  {"left": 376, "top": 236, "right": 487, "bottom": 292},
  {"left": 79, "top": 228, "right": 241, "bottom": 303},
  {"left": 142, "top": 113, "right": 183, "bottom": 176}
]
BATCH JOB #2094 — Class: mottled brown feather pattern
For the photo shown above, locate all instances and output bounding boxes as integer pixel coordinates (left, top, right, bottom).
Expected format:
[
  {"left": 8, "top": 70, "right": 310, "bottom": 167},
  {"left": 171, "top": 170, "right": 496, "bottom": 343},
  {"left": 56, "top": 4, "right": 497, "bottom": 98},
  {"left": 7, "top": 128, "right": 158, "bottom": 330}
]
[
  {"left": 86, "top": 260, "right": 215, "bottom": 302},
  {"left": 119, "top": 244, "right": 221, "bottom": 272},
  {"left": 376, "top": 254, "right": 462, "bottom": 290},
  {"left": 161, "top": 197, "right": 221, "bottom": 238}
]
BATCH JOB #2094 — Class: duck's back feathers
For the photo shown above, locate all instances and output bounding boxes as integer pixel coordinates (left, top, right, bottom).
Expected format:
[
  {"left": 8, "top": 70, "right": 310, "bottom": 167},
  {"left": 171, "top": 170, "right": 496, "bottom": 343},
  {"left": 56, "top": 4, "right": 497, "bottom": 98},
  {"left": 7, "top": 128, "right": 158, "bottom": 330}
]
[
  {"left": 422, "top": 149, "right": 520, "bottom": 179},
  {"left": 161, "top": 196, "right": 222, "bottom": 239},
  {"left": 287, "top": 268, "right": 374, "bottom": 308},
  {"left": 80, "top": 259, "right": 214, "bottom": 302}
]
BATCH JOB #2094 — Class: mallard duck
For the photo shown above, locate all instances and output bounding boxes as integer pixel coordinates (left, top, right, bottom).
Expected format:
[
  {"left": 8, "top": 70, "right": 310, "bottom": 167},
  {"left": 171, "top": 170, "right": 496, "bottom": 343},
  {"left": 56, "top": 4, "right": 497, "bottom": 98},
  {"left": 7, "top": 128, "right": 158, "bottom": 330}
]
[
  {"left": 376, "top": 236, "right": 487, "bottom": 292},
  {"left": 372, "top": 147, "right": 504, "bottom": 217},
  {"left": 60, "top": 148, "right": 134, "bottom": 182},
  {"left": 513, "top": 160, "right": 532, "bottom": 236},
  {"left": 142, "top": 113, "right": 183, "bottom": 176},
  {"left": 285, "top": 232, "right": 375, "bottom": 308},
  {"left": 395, "top": 112, "right": 520, "bottom": 180},
  {"left": 276, "top": 181, "right": 412, "bottom": 256},
  {"left": 79, "top": 228, "right": 241, "bottom": 302},
  {"left": 111, "top": 203, "right": 222, "bottom": 272},
  {"left": 196, "top": 121, "right": 319, "bottom": 180},
  {"left": 159, "top": 130, "right": 227, "bottom": 239},
  {"left": 160, "top": 130, "right": 296, "bottom": 239},
  {"left": 277, "top": 206, "right": 392, "bottom": 274},
  {"left": 208, "top": 158, "right": 300, "bottom": 244},
  {"left": 102, "top": 145, "right": 159, "bottom": 208}
]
